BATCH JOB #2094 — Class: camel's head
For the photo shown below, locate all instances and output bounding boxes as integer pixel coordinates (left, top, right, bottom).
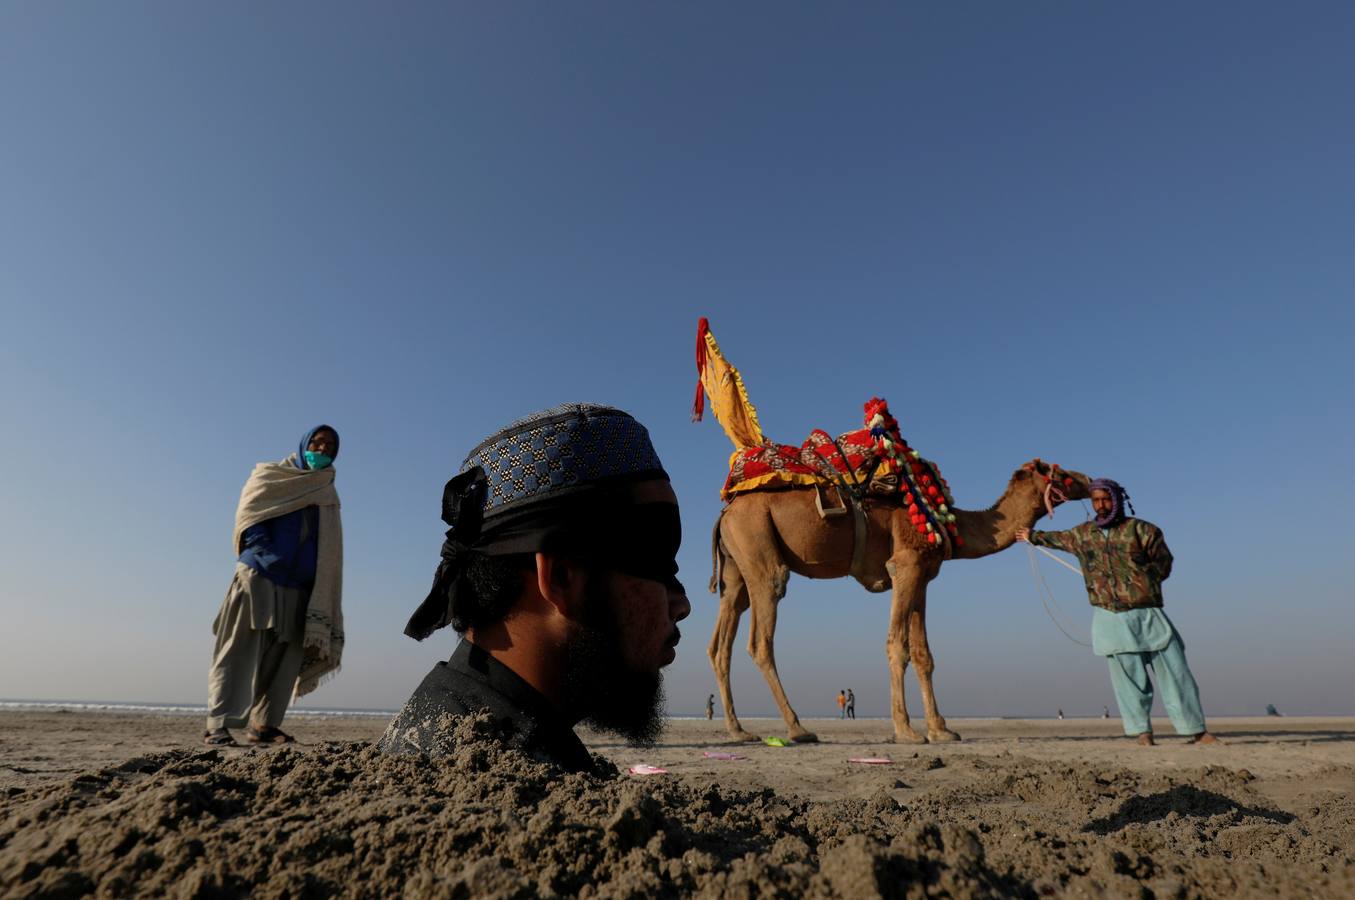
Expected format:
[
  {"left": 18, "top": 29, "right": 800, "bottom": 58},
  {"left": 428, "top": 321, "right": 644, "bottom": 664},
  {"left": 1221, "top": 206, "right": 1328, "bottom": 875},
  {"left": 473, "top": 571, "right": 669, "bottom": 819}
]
[{"left": 1017, "top": 459, "right": 1092, "bottom": 516}]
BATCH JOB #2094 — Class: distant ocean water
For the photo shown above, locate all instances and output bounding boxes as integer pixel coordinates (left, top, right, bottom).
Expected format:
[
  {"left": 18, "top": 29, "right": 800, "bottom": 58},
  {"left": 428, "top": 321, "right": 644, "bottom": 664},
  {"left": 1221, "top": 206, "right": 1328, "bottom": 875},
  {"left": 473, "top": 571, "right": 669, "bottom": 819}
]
[
  {"left": 0, "top": 700, "right": 1007, "bottom": 721},
  {"left": 0, "top": 699, "right": 396, "bottom": 718}
]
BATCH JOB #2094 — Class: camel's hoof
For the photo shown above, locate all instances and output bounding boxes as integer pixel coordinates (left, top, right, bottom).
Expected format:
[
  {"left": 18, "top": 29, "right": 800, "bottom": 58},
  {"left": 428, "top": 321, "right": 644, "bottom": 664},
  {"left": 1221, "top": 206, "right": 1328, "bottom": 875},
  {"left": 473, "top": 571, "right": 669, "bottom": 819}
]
[
  {"left": 929, "top": 729, "right": 962, "bottom": 743},
  {"left": 894, "top": 730, "right": 929, "bottom": 745},
  {"left": 730, "top": 730, "right": 762, "bottom": 743},
  {"left": 790, "top": 731, "right": 819, "bottom": 744}
]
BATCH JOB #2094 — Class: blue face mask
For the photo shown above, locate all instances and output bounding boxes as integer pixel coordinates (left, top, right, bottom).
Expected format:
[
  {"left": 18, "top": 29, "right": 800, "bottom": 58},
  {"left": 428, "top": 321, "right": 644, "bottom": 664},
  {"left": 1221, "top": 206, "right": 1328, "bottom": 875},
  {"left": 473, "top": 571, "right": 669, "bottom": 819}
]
[{"left": 304, "top": 451, "right": 334, "bottom": 470}]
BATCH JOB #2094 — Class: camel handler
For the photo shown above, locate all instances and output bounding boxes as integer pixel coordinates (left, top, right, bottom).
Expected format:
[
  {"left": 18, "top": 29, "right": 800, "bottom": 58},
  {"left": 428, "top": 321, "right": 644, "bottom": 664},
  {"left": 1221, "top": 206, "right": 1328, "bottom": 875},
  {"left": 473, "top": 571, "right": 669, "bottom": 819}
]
[
  {"left": 205, "top": 425, "right": 344, "bottom": 746},
  {"left": 380, "top": 404, "right": 691, "bottom": 773},
  {"left": 1016, "top": 478, "right": 1219, "bottom": 746}
]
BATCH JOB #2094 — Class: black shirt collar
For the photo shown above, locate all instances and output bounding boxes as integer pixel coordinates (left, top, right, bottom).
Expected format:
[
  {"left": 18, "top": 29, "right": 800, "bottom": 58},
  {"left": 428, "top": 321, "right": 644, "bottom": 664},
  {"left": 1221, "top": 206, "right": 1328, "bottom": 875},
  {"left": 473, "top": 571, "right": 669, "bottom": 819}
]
[{"left": 446, "top": 640, "right": 596, "bottom": 773}]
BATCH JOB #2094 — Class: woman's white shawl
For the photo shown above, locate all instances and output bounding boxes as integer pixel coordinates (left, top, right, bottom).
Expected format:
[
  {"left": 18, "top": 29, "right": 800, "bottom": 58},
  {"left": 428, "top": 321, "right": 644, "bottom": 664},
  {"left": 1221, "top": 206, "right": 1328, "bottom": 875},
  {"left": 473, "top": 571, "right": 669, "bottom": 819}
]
[{"left": 232, "top": 455, "right": 343, "bottom": 698}]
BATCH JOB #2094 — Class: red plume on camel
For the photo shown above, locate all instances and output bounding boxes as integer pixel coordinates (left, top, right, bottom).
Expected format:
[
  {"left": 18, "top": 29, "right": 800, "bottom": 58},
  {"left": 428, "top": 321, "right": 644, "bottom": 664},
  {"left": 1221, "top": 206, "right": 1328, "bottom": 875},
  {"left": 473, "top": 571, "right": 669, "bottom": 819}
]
[{"left": 692, "top": 317, "right": 710, "bottom": 421}]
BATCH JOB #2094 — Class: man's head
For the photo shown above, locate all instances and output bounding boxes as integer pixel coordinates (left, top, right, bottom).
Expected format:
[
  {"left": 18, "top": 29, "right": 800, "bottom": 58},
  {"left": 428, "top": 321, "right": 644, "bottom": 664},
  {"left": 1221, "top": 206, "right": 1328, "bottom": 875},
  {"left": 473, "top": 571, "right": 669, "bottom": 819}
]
[
  {"left": 300, "top": 425, "right": 340, "bottom": 470},
  {"left": 404, "top": 404, "right": 689, "bottom": 744},
  {"left": 1089, "top": 478, "right": 1132, "bottom": 527}
]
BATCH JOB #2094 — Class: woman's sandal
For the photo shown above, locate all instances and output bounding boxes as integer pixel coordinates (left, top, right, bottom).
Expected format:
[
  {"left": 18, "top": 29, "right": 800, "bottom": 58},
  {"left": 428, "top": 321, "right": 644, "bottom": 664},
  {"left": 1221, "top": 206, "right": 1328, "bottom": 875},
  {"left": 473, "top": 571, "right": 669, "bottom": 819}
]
[
  {"left": 246, "top": 726, "right": 295, "bottom": 744},
  {"left": 204, "top": 729, "right": 238, "bottom": 747}
]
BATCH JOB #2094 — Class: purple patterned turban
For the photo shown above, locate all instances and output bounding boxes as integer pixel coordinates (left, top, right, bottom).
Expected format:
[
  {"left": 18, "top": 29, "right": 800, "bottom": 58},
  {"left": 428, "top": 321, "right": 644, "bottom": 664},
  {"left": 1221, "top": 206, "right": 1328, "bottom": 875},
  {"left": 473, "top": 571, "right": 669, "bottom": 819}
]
[{"left": 1089, "top": 478, "right": 1134, "bottom": 528}]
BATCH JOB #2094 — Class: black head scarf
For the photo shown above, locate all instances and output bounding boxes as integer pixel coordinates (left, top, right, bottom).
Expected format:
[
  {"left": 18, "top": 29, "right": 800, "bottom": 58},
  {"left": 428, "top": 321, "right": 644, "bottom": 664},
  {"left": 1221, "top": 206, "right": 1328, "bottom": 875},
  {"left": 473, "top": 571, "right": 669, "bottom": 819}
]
[{"left": 404, "top": 404, "right": 676, "bottom": 640}]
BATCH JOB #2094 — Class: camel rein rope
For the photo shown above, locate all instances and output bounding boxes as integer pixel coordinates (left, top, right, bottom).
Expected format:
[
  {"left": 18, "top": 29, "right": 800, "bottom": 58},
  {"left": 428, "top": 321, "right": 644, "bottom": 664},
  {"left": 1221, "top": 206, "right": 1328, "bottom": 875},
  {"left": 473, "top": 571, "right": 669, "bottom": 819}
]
[
  {"left": 1025, "top": 491, "right": 1093, "bottom": 647},
  {"left": 1026, "top": 545, "right": 1093, "bottom": 648},
  {"left": 1031, "top": 543, "right": 1082, "bottom": 576},
  {"left": 1042, "top": 479, "right": 1069, "bottom": 520}
]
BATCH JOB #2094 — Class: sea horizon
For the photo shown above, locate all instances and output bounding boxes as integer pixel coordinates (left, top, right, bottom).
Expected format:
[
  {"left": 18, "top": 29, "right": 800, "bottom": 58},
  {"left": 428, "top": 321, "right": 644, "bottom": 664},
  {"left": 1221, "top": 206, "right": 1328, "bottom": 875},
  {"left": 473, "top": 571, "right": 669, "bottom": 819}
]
[{"left": 3, "top": 698, "right": 1342, "bottom": 721}]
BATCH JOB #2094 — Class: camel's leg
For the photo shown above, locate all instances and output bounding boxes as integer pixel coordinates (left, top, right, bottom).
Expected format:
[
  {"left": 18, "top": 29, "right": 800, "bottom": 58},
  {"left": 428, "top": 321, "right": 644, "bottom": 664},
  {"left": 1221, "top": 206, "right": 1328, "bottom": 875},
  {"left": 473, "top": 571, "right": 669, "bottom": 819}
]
[
  {"left": 909, "top": 600, "right": 961, "bottom": 742},
  {"left": 707, "top": 559, "right": 760, "bottom": 742},
  {"left": 885, "top": 556, "right": 927, "bottom": 744},
  {"left": 719, "top": 503, "right": 814, "bottom": 743},
  {"left": 745, "top": 584, "right": 817, "bottom": 743}
]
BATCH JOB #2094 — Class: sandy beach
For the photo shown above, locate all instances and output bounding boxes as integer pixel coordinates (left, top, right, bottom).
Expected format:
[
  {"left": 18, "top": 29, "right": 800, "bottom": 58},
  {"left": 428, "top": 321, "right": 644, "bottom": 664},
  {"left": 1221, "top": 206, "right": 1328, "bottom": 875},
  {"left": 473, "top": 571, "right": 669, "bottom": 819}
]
[{"left": 2, "top": 711, "right": 1351, "bottom": 897}]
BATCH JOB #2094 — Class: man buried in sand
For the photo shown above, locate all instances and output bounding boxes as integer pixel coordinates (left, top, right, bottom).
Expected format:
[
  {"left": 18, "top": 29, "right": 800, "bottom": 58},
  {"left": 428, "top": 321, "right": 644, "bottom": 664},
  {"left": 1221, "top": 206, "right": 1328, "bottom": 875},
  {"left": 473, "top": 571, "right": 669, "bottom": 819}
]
[
  {"left": 1018, "top": 478, "right": 1219, "bottom": 747},
  {"left": 380, "top": 404, "right": 691, "bottom": 773}
]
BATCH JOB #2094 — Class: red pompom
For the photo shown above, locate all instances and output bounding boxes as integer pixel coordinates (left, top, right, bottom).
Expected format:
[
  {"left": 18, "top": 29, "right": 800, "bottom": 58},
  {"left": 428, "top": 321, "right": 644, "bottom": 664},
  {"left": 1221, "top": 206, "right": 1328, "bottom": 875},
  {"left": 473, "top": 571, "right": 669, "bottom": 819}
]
[{"left": 955, "top": 536, "right": 965, "bottom": 547}]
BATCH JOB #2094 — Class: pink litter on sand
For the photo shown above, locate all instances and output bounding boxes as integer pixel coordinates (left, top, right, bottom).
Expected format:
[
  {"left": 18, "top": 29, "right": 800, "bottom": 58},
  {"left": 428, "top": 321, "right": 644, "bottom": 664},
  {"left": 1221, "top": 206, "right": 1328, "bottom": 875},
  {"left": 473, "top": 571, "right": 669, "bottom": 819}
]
[
  {"left": 703, "top": 751, "right": 747, "bottom": 761},
  {"left": 628, "top": 765, "right": 668, "bottom": 775},
  {"left": 848, "top": 758, "right": 893, "bottom": 765}
]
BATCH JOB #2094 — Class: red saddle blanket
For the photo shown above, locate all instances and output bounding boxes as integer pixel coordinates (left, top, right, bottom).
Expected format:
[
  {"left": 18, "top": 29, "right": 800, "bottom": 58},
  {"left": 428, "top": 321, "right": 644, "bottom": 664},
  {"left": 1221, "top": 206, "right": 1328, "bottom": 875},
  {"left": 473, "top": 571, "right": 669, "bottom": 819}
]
[
  {"left": 723, "top": 428, "right": 878, "bottom": 497},
  {"left": 722, "top": 398, "right": 963, "bottom": 548}
]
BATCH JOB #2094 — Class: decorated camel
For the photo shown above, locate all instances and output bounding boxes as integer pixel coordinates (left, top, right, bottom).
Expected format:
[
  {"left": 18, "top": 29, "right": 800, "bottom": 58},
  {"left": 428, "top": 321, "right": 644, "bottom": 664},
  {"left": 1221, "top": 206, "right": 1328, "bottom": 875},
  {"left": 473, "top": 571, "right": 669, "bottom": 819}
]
[{"left": 692, "top": 319, "right": 1091, "bottom": 744}]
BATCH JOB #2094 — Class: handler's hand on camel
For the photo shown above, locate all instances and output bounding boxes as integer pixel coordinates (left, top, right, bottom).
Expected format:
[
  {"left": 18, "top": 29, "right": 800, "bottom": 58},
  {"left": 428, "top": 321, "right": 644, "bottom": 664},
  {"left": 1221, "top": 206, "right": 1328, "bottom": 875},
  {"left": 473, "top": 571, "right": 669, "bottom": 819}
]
[{"left": 1015, "top": 527, "right": 1031, "bottom": 543}]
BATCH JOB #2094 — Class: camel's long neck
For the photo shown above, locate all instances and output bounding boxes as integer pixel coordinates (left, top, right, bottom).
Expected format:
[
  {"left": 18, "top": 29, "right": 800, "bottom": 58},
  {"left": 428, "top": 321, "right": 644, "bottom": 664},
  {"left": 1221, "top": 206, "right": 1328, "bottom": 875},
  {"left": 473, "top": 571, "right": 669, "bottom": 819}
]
[{"left": 950, "top": 477, "right": 1045, "bottom": 560}]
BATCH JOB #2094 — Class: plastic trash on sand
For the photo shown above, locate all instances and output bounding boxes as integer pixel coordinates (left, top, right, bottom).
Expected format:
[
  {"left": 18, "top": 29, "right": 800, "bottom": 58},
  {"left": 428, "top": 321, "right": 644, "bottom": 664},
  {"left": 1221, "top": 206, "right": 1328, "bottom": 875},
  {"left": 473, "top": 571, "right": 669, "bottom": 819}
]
[
  {"left": 703, "top": 751, "right": 747, "bottom": 760},
  {"left": 763, "top": 736, "right": 790, "bottom": 747},
  {"left": 628, "top": 764, "right": 668, "bottom": 775}
]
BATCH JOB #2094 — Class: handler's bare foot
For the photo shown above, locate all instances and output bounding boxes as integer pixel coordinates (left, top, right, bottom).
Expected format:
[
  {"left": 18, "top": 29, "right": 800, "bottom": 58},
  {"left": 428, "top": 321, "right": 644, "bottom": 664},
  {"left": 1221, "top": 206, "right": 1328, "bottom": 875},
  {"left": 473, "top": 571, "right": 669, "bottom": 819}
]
[
  {"left": 1136, "top": 732, "right": 1156, "bottom": 746},
  {"left": 1189, "top": 732, "right": 1222, "bottom": 745}
]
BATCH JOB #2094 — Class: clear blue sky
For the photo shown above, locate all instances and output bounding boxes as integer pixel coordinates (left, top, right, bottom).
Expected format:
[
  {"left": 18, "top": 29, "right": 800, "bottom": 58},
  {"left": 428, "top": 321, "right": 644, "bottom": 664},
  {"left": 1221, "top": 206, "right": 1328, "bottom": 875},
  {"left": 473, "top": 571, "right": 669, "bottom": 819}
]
[{"left": 2, "top": 4, "right": 1351, "bottom": 719}]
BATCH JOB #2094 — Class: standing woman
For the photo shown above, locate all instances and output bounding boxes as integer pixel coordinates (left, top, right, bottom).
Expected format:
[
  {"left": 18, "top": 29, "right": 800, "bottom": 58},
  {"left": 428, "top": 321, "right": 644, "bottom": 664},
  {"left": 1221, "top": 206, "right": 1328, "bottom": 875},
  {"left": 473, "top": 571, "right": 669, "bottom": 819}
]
[{"left": 205, "top": 425, "right": 345, "bottom": 745}]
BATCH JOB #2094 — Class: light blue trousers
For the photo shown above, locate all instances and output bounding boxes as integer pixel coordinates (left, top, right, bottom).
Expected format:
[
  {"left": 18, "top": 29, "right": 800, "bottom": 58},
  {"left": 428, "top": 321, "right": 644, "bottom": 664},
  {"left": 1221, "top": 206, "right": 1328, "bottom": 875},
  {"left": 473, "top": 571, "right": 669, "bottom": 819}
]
[{"left": 1106, "top": 633, "right": 1207, "bottom": 736}]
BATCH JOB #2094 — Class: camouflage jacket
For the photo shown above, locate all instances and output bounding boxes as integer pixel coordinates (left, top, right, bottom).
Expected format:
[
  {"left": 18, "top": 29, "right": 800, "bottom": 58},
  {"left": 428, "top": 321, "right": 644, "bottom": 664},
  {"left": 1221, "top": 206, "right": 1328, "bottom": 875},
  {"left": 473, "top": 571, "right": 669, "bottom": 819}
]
[{"left": 1029, "top": 518, "right": 1173, "bottom": 612}]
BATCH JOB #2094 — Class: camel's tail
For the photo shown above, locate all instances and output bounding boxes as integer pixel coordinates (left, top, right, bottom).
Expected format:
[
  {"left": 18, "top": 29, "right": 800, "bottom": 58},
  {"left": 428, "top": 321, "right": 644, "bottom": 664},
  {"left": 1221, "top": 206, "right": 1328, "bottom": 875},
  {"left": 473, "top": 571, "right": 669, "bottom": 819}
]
[
  {"left": 692, "top": 318, "right": 765, "bottom": 450},
  {"left": 709, "top": 509, "right": 726, "bottom": 595}
]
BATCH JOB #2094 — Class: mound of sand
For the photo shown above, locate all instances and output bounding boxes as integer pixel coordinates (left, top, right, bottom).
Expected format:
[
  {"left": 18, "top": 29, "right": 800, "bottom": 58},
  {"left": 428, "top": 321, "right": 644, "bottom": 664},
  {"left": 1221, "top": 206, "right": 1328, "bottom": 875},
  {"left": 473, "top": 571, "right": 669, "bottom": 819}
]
[{"left": 1, "top": 714, "right": 1350, "bottom": 898}]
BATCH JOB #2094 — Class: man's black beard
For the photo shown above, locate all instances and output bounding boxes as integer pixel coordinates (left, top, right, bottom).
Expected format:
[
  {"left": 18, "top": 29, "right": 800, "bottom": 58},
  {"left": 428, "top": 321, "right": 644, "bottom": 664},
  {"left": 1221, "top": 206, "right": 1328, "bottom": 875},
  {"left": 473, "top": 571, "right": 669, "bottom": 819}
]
[{"left": 563, "top": 580, "right": 666, "bottom": 747}]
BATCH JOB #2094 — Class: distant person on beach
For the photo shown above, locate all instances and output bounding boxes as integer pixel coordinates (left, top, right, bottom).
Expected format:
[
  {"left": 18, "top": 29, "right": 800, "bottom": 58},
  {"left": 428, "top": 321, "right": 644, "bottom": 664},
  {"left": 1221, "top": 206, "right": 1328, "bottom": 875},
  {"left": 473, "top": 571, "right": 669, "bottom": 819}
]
[
  {"left": 846, "top": 688, "right": 855, "bottom": 719},
  {"left": 380, "top": 405, "right": 690, "bottom": 773},
  {"left": 1057, "top": 709, "right": 1064, "bottom": 720},
  {"left": 706, "top": 694, "right": 715, "bottom": 720},
  {"left": 1018, "top": 478, "right": 1218, "bottom": 747},
  {"left": 1103, "top": 706, "right": 1111, "bottom": 719},
  {"left": 206, "top": 425, "right": 344, "bottom": 747},
  {"left": 837, "top": 690, "right": 846, "bottom": 718}
]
